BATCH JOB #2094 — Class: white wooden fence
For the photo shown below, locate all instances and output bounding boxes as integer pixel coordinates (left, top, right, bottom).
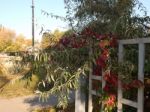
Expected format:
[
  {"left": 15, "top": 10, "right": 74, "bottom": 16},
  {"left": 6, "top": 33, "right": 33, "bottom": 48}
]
[
  {"left": 75, "top": 37, "right": 150, "bottom": 112},
  {"left": 118, "top": 38, "right": 150, "bottom": 112}
]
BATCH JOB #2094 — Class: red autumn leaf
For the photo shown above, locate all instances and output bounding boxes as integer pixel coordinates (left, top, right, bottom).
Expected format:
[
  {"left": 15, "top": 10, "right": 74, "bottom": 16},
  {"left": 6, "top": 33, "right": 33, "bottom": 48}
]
[
  {"left": 105, "top": 94, "right": 116, "bottom": 107},
  {"left": 129, "top": 80, "right": 144, "bottom": 88},
  {"left": 70, "top": 38, "right": 87, "bottom": 48},
  {"left": 81, "top": 28, "right": 95, "bottom": 37},
  {"left": 103, "top": 84, "right": 110, "bottom": 92},
  {"left": 93, "top": 65, "right": 102, "bottom": 76},
  {"left": 96, "top": 56, "right": 106, "bottom": 68},
  {"left": 111, "top": 76, "right": 118, "bottom": 87},
  {"left": 103, "top": 72, "right": 118, "bottom": 87},
  {"left": 122, "top": 83, "right": 131, "bottom": 90},
  {"left": 95, "top": 34, "right": 106, "bottom": 40},
  {"left": 71, "top": 42, "right": 79, "bottom": 48},
  {"left": 101, "top": 49, "right": 109, "bottom": 61},
  {"left": 95, "top": 33, "right": 101, "bottom": 39},
  {"left": 110, "top": 37, "right": 117, "bottom": 47},
  {"left": 59, "top": 37, "right": 70, "bottom": 47},
  {"left": 99, "top": 40, "right": 110, "bottom": 49},
  {"left": 103, "top": 72, "right": 110, "bottom": 81}
]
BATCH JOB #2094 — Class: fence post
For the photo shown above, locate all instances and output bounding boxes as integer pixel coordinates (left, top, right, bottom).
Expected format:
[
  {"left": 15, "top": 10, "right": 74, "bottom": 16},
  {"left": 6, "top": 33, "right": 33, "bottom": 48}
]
[
  {"left": 118, "top": 43, "right": 124, "bottom": 112},
  {"left": 88, "top": 41, "right": 93, "bottom": 112},
  {"left": 137, "top": 43, "right": 145, "bottom": 112},
  {"left": 75, "top": 75, "right": 86, "bottom": 112}
]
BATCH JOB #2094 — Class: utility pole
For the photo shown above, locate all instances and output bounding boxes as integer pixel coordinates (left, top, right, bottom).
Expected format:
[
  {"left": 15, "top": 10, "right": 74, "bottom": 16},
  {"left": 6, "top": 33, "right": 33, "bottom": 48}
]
[{"left": 31, "top": 0, "right": 35, "bottom": 47}]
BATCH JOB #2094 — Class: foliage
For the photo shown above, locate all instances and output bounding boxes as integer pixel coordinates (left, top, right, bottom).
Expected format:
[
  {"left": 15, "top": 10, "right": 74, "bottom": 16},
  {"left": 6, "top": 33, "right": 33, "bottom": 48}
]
[
  {"left": 21, "top": 28, "right": 96, "bottom": 108},
  {"left": 21, "top": 42, "right": 88, "bottom": 108},
  {"left": 10, "top": 24, "right": 148, "bottom": 112},
  {"left": 64, "top": 0, "right": 150, "bottom": 38},
  {"left": 0, "top": 75, "right": 9, "bottom": 89},
  {"left": 41, "top": 29, "right": 64, "bottom": 49},
  {"left": 0, "top": 74, "right": 39, "bottom": 98},
  {"left": 58, "top": 1, "right": 150, "bottom": 109},
  {"left": 21, "top": 27, "right": 145, "bottom": 111},
  {"left": 0, "top": 27, "right": 16, "bottom": 51},
  {"left": 13, "top": 0, "right": 149, "bottom": 110},
  {"left": 0, "top": 63, "right": 8, "bottom": 75},
  {"left": 95, "top": 31, "right": 143, "bottom": 111},
  {"left": 0, "top": 27, "right": 32, "bottom": 52},
  {"left": 7, "top": 34, "right": 32, "bottom": 51}
]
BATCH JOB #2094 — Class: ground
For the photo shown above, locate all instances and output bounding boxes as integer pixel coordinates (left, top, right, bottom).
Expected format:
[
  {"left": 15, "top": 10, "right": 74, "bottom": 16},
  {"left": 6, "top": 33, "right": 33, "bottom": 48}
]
[
  {"left": 0, "top": 95, "right": 56, "bottom": 112},
  {"left": 0, "top": 93, "right": 75, "bottom": 112}
]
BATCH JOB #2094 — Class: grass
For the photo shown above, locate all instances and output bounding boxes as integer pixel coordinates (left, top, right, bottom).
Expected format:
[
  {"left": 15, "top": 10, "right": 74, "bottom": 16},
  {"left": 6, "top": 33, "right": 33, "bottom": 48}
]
[
  {"left": 0, "top": 64, "right": 10, "bottom": 88},
  {"left": 0, "top": 76, "right": 9, "bottom": 88},
  {"left": 0, "top": 74, "right": 39, "bottom": 98},
  {"left": 0, "top": 63, "right": 39, "bottom": 98}
]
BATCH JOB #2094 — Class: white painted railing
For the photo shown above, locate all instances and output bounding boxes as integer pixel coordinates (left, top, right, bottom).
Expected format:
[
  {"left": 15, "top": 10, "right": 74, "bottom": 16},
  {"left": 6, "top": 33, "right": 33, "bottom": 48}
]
[
  {"left": 75, "top": 37, "right": 150, "bottom": 112},
  {"left": 117, "top": 37, "right": 150, "bottom": 112},
  {"left": 88, "top": 73, "right": 103, "bottom": 112}
]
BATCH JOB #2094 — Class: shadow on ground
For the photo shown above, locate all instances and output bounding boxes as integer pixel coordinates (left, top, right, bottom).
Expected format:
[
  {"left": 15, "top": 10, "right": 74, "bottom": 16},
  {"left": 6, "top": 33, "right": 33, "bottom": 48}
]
[
  {"left": 24, "top": 92, "right": 75, "bottom": 112},
  {"left": 23, "top": 95, "right": 58, "bottom": 107}
]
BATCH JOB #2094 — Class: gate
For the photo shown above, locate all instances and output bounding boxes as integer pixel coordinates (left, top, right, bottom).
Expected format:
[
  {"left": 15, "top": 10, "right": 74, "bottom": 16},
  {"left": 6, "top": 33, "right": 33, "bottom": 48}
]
[
  {"left": 75, "top": 37, "right": 150, "bottom": 112},
  {"left": 117, "top": 38, "right": 150, "bottom": 112}
]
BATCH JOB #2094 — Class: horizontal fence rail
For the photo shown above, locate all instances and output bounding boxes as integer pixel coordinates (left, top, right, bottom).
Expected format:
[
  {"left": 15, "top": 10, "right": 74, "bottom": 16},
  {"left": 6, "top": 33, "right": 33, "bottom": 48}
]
[
  {"left": 118, "top": 37, "right": 150, "bottom": 44},
  {"left": 117, "top": 37, "right": 149, "bottom": 112}
]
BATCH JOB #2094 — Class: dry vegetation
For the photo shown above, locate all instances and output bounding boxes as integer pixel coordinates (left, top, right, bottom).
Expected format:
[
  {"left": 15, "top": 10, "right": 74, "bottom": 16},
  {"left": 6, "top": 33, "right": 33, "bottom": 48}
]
[
  {"left": 0, "top": 73, "right": 39, "bottom": 98},
  {"left": 32, "top": 103, "right": 75, "bottom": 112}
]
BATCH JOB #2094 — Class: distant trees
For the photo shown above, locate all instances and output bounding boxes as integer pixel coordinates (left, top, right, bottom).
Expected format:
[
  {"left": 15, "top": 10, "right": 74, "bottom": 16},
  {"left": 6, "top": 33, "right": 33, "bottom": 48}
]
[
  {"left": 41, "top": 29, "right": 64, "bottom": 49},
  {"left": 0, "top": 28, "right": 16, "bottom": 52},
  {"left": 6, "top": 34, "right": 32, "bottom": 52},
  {"left": 0, "top": 27, "right": 32, "bottom": 52}
]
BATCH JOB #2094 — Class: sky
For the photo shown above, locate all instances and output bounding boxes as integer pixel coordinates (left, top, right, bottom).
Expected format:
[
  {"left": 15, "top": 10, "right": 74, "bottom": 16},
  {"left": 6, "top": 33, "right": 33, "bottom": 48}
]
[
  {"left": 0, "top": 0, "right": 150, "bottom": 41},
  {"left": 0, "top": 0, "right": 67, "bottom": 41}
]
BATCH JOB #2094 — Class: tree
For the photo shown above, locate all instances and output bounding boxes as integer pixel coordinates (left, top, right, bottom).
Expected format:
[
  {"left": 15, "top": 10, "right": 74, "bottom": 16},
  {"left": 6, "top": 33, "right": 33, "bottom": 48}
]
[
  {"left": 15, "top": 34, "right": 32, "bottom": 51},
  {"left": 41, "top": 29, "right": 64, "bottom": 49},
  {"left": 0, "top": 27, "right": 32, "bottom": 52},
  {"left": 53, "top": 29, "right": 64, "bottom": 40},
  {"left": 64, "top": 0, "right": 150, "bottom": 38},
  {"left": 0, "top": 27, "right": 16, "bottom": 51},
  {"left": 41, "top": 31, "right": 53, "bottom": 48},
  {"left": 5, "top": 34, "right": 25, "bottom": 51},
  {"left": 20, "top": 0, "right": 150, "bottom": 109}
]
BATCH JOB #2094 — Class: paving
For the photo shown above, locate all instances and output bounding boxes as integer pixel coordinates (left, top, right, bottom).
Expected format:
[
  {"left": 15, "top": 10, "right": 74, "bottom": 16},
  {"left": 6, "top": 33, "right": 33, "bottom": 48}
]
[{"left": 0, "top": 92, "right": 75, "bottom": 112}]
